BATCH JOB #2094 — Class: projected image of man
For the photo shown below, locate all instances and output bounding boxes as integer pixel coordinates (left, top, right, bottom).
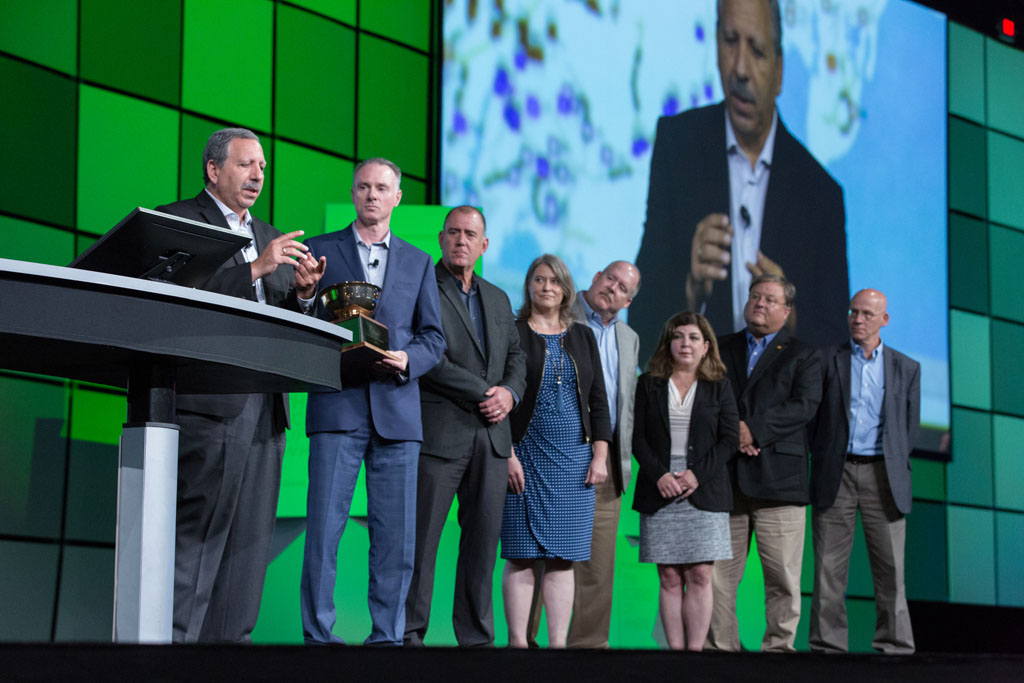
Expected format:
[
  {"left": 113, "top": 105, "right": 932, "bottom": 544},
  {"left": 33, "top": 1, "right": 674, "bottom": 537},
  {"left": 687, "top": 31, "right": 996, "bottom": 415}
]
[{"left": 633, "top": 0, "right": 848, "bottom": 361}]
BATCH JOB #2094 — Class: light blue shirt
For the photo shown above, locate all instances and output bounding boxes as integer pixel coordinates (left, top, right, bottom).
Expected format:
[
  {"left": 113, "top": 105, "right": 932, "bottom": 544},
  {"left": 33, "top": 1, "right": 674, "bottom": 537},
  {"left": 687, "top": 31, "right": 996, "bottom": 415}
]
[
  {"left": 744, "top": 328, "right": 779, "bottom": 377},
  {"left": 848, "top": 339, "right": 885, "bottom": 455},
  {"left": 355, "top": 229, "right": 391, "bottom": 288},
  {"left": 579, "top": 292, "right": 619, "bottom": 433},
  {"left": 726, "top": 109, "right": 778, "bottom": 334}
]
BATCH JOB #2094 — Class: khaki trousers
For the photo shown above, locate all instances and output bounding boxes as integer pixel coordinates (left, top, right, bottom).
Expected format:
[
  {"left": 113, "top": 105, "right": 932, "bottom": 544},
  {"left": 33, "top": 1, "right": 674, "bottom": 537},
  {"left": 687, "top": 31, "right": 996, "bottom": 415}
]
[
  {"left": 706, "top": 488, "right": 806, "bottom": 652},
  {"left": 809, "top": 459, "right": 914, "bottom": 654}
]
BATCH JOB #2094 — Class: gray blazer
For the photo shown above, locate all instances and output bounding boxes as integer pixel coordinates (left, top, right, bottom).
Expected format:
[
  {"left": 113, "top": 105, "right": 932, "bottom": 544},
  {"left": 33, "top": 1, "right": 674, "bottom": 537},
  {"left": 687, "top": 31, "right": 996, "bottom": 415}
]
[
  {"left": 810, "top": 342, "right": 921, "bottom": 515},
  {"left": 419, "top": 263, "right": 526, "bottom": 460},
  {"left": 573, "top": 294, "right": 639, "bottom": 495}
]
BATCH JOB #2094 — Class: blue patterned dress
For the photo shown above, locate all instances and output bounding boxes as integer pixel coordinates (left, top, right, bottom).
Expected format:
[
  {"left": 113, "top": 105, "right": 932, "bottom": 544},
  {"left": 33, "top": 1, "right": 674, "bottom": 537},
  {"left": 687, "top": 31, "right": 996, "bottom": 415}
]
[{"left": 501, "top": 330, "right": 595, "bottom": 561}]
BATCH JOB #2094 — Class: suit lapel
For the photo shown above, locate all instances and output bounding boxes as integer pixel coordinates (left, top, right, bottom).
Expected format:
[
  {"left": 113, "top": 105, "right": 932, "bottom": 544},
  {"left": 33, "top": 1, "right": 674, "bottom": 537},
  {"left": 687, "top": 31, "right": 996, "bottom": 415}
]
[
  {"left": 654, "top": 377, "right": 671, "bottom": 437},
  {"left": 439, "top": 264, "right": 486, "bottom": 361},
  {"left": 377, "top": 234, "right": 401, "bottom": 311},
  {"left": 882, "top": 345, "right": 896, "bottom": 428},
  {"left": 745, "top": 326, "right": 790, "bottom": 390},
  {"left": 195, "top": 191, "right": 246, "bottom": 268},
  {"left": 838, "top": 344, "right": 853, "bottom": 419}
]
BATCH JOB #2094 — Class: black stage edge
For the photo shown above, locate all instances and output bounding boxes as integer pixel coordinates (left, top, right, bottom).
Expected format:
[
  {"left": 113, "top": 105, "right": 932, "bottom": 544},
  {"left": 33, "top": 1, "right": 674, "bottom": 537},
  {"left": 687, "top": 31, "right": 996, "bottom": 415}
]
[{"left": 2, "top": 645, "right": 1023, "bottom": 683}]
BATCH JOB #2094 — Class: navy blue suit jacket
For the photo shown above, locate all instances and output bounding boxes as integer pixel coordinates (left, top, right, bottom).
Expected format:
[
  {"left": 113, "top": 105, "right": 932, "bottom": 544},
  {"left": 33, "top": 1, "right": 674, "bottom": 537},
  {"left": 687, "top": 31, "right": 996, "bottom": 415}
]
[{"left": 303, "top": 224, "right": 445, "bottom": 442}]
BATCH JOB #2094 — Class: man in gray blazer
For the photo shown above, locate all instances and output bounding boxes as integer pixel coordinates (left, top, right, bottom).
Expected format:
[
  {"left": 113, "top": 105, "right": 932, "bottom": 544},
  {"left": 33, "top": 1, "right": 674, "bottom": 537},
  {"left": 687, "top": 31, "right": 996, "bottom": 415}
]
[
  {"left": 809, "top": 289, "right": 920, "bottom": 654},
  {"left": 404, "top": 206, "right": 526, "bottom": 646},
  {"left": 567, "top": 261, "right": 641, "bottom": 647}
]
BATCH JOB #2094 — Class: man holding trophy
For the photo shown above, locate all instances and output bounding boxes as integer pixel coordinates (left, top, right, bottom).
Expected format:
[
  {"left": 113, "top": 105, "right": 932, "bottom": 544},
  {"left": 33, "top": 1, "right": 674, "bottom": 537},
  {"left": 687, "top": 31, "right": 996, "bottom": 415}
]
[{"left": 300, "top": 158, "right": 446, "bottom": 646}]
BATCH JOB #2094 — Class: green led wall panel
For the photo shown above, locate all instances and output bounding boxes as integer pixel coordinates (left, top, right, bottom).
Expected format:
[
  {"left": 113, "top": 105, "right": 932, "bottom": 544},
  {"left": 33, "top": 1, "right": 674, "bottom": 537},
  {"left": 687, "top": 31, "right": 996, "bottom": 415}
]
[
  {"left": 272, "top": 140, "right": 353, "bottom": 235},
  {"left": 948, "top": 408, "right": 993, "bottom": 506},
  {"left": 0, "top": 541, "right": 59, "bottom": 641},
  {"left": 402, "top": 178, "right": 428, "bottom": 205},
  {"left": 53, "top": 546, "right": 114, "bottom": 641},
  {"left": 361, "top": 0, "right": 431, "bottom": 51},
  {"left": 278, "top": 394, "right": 310, "bottom": 517},
  {"left": 947, "top": 505, "right": 995, "bottom": 605},
  {"left": 275, "top": 5, "right": 355, "bottom": 156},
  {"left": 911, "top": 458, "right": 945, "bottom": 502},
  {"left": 986, "top": 38, "right": 1024, "bottom": 139},
  {"left": 77, "top": 85, "right": 179, "bottom": 234},
  {"left": 992, "top": 415, "right": 1024, "bottom": 512},
  {"left": 991, "top": 320, "right": 1024, "bottom": 417},
  {"left": 948, "top": 116, "right": 987, "bottom": 219},
  {"left": 996, "top": 512, "right": 1024, "bottom": 607},
  {"left": 0, "top": 57, "right": 76, "bottom": 228},
  {"left": 990, "top": 225, "right": 1024, "bottom": 323},
  {"left": 905, "top": 501, "right": 947, "bottom": 602},
  {"left": 0, "top": 376, "right": 68, "bottom": 539},
  {"left": 179, "top": 114, "right": 274, "bottom": 220},
  {"left": 1, "top": 217, "right": 75, "bottom": 267},
  {"left": 947, "top": 23, "right": 984, "bottom": 124},
  {"left": 288, "top": 0, "right": 355, "bottom": 24},
  {"left": 0, "top": 0, "right": 77, "bottom": 75},
  {"left": 987, "top": 130, "right": 1024, "bottom": 231},
  {"left": 949, "top": 310, "right": 990, "bottom": 410},
  {"left": 947, "top": 213, "right": 987, "bottom": 314},
  {"left": 182, "top": 0, "right": 272, "bottom": 132},
  {"left": 80, "top": 0, "right": 182, "bottom": 106},
  {"left": 65, "top": 386, "right": 122, "bottom": 543},
  {"left": 357, "top": 36, "right": 429, "bottom": 177}
]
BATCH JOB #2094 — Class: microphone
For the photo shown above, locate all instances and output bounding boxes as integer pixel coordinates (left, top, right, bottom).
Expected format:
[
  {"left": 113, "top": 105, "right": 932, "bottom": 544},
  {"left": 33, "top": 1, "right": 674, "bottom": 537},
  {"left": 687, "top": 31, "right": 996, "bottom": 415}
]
[
  {"left": 369, "top": 258, "right": 380, "bottom": 268},
  {"left": 740, "top": 205, "right": 751, "bottom": 227}
]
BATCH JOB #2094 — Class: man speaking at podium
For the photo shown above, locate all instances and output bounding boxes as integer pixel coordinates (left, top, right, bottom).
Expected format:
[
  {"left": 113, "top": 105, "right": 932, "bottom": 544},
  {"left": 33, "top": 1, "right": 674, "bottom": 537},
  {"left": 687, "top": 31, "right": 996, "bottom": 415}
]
[{"left": 156, "top": 127, "right": 326, "bottom": 643}]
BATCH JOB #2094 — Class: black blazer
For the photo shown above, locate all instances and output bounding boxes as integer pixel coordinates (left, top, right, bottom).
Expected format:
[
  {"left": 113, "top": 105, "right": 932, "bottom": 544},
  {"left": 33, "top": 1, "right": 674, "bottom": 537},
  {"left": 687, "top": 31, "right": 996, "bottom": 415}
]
[
  {"left": 632, "top": 102, "right": 848, "bottom": 363},
  {"left": 632, "top": 374, "right": 739, "bottom": 514},
  {"left": 419, "top": 264, "right": 527, "bottom": 460},
  {"left": 155, "top": 191, "right": 301, "bottom": 425},
  {"left": 719, "top": 326, "right": 823, "bottom": 504},
  {"left": 810, "top": 343, "right": 921, "bottom": 515},
  {"left": 510, "top": 320, "right": 612, "bottom": 446}
]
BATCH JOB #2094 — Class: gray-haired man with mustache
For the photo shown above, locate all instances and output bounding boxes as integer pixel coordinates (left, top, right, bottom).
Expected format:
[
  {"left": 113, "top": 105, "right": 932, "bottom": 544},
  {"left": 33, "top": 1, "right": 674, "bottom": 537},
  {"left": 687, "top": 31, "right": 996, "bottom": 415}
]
[{"left": 632, "top": 0, "right": 848, "bottom": 365}]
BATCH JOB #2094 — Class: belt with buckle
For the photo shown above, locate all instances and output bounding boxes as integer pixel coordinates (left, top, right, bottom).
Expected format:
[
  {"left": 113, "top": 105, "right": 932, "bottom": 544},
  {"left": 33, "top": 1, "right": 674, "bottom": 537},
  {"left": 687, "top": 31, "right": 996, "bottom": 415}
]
[{"left": 846, "top": 453, "right": 883, "bottom": 464}]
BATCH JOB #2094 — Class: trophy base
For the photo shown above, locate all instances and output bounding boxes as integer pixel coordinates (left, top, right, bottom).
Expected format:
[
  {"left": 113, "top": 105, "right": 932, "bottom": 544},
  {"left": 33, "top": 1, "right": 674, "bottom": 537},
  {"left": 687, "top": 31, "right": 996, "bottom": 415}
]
[{"left": 340, "top": 341, "right": 399, "bottom": 374}]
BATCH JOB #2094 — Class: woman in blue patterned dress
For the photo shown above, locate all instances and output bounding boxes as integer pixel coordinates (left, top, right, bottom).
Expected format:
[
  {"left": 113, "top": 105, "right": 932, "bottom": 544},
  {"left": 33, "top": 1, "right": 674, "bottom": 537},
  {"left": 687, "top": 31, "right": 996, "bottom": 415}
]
[
  {"left": 501, "top": 254, "right": 612, "bottom": 648},
  {"left": 632, "top": 312, "right": 738, "bottom": 650}
]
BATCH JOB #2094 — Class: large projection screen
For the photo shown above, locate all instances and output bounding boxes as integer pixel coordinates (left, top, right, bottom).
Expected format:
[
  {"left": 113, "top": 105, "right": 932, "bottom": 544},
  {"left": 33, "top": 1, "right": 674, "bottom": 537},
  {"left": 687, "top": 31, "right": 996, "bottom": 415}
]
[{"left": 441, "top": 0, "right": 948, "bottom": 445}]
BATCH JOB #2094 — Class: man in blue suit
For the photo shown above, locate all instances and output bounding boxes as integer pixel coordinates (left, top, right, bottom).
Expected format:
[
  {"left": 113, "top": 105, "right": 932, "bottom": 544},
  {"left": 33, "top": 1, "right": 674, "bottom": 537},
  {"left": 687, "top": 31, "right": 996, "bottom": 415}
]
[{"left": 300, "top": 158, "right": 446, "bottom": 645}]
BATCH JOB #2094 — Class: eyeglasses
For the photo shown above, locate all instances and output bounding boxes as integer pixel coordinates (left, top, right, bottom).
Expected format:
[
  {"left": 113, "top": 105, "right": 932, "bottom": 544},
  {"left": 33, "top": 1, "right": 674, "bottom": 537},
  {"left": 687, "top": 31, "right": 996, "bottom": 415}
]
[
  {"left": 748, "top": 292, "right": 786, "bottom": 308},
  {"left": 848, "top": 309, "right": 879, "bottom": 321}
]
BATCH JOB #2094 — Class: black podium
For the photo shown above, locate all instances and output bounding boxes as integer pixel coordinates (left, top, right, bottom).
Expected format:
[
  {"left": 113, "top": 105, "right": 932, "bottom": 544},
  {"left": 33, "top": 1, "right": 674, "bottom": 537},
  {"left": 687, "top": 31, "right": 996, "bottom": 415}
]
[{"left": 0, "top": 258, "right": 350, "bottom": 643}]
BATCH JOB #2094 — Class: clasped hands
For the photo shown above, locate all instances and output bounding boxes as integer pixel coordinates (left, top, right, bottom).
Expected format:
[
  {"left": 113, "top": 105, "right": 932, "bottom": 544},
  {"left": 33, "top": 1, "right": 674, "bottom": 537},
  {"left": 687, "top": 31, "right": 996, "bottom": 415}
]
[{"left": 656, "top": 469, "right": 699, "bottom": 500}]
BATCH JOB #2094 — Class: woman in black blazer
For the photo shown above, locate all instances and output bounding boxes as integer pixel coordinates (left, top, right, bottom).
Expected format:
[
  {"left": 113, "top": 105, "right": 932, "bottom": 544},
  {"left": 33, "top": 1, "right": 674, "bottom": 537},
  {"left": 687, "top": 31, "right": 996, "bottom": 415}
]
[{"left": 632, "top": 312, "right": 738, "bottom": 650}]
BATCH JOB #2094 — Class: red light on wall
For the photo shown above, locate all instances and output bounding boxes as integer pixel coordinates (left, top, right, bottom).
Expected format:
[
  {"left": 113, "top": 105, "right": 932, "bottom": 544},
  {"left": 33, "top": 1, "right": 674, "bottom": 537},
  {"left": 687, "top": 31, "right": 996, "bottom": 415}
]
[{"left": 1003, "top": 18, "right": 1015, "bottom": 38}]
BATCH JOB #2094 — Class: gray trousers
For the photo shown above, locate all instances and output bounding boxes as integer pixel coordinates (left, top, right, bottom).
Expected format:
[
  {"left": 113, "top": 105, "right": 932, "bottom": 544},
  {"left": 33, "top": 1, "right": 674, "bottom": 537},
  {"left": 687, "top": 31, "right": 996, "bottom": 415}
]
[
  {"left": 173, "top": 393, "right": 284, "bottom": 643},
  {"left": 809, "top": 458, "right": 914, "bottom": 654},
  {"left": 404, "top": 427, "right": 507, "bottom": 646}
]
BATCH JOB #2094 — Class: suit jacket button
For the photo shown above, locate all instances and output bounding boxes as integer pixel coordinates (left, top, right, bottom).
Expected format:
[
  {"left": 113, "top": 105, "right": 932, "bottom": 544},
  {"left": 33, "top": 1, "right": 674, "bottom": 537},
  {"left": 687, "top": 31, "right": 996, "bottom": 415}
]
[{"left": 480, "top": 370, "right": 487, "bottom": 377}]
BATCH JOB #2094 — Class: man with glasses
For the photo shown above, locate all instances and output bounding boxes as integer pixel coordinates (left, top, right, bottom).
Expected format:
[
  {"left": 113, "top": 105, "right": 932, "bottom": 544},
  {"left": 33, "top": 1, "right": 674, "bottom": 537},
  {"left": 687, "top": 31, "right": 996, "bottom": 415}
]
[
  {"left": 708, "top": 273, "right": 822, "bottom": 652},
  {"left": 808, "top": 289, "right": 919, "bottom": 654}
]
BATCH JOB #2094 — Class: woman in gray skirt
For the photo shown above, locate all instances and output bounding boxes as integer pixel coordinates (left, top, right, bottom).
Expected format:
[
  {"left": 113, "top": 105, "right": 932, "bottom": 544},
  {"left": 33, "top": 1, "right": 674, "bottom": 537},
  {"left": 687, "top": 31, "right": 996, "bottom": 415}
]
[{"left": 632, "top": 312, "right": 738, "bottom": 650}]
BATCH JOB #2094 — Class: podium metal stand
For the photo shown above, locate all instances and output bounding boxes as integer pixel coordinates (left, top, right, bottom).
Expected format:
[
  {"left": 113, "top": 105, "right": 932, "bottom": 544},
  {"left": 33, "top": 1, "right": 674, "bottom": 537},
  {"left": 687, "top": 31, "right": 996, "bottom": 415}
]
[{"left": 0, "top": 258, "right": 350, "bottom": 643}]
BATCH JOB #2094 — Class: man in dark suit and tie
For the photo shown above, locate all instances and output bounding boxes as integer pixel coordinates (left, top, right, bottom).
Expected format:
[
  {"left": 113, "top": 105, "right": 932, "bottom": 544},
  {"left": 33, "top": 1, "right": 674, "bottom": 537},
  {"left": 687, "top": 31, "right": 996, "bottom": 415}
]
[
  {"left": 300, "top": 157, "right": 446, "bottom": 645},
  {"left": 632, "top": 0, "right": 848, "bottom": 362},
  {"left": 156, "top": 127, "right": 326, "bottom": 643},
  {"left": 707, "top": 273, "right": 822, "bottom": 652},
  {"left": 809, "top": 289, "right": 919, "bottom": 654},
  {"left": 403, "top": 205, "right": 527, "bottom": 647}
]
